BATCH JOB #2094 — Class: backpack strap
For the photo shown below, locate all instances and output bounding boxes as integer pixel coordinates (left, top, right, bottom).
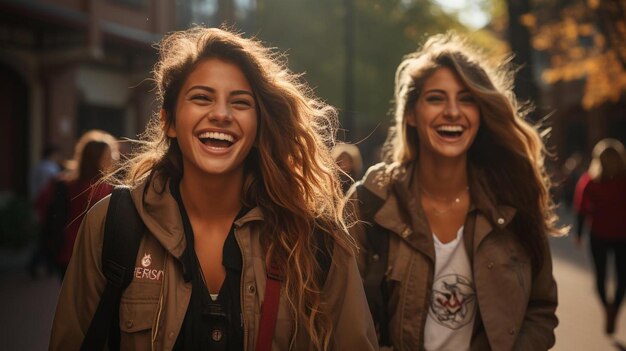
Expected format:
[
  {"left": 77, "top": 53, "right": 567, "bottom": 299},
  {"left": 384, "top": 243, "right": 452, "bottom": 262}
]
[
  {"left": 81, "top": 186, "right": 145, "bottom": 351},
  {"left": 255, "top": 225, "right": 332, "bottom": 351},
  {"left": 356, "top": 183, "right": 391, "bottom": 346},
  {"left": 44, "top": 179, "right": 69, "bottom": 253},
  {"left": 255, "top": 263, "right": 282, "bottom": 351}
]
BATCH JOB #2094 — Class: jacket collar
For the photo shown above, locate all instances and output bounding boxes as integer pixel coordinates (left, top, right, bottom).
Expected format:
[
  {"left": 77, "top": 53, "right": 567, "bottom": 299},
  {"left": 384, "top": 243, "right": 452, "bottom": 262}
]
[
  {"left": 130, "top": 174, "right": 264, "bottom": 259},
  {"left": 361, "top": 162, "right": 516, "bottom": 256},
  {"left": 467, "top": 166, "right": 516, "bottom": 249}
]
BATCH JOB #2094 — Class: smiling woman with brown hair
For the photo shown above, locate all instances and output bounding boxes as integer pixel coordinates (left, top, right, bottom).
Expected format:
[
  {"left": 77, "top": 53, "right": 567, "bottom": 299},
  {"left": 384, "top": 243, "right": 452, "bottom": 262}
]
[
  {"left": 50, "top": 26, "right": 376, "bottom": 351},
  {"left": 349, "top": 33, "right": 563, "bottom": 350}
]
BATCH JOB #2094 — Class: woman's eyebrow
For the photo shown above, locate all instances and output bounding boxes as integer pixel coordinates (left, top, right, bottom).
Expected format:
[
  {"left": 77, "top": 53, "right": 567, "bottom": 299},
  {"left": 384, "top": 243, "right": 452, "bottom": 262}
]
[{"left": 185, "top": 86, "right": 253, "bottom": 98}]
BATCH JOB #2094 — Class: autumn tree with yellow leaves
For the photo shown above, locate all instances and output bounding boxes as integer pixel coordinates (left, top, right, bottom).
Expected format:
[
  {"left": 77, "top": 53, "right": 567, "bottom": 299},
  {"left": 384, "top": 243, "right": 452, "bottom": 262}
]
[{"left": 523, "top": 0, "right": 626, "bottom": 109}]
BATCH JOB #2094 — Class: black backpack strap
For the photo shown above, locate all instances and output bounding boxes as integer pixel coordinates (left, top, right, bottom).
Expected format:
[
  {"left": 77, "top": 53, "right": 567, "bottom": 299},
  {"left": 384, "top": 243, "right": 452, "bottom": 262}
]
[
  {"left": 81, "top": 186, "right": 145, "bottom": 351},
  {"left": 45, "top": 180, "right": 69, "bottom": 253},
  {"left": 356, "top": 184, "right": 391, "bottom": 346}
]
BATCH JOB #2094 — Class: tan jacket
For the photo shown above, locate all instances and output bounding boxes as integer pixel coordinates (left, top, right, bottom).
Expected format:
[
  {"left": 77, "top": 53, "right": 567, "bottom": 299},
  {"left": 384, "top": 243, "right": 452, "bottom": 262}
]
[
  {"left": 49, "top": 176, "right": 378, "bottom": 351},
  {"left": 348, "top": 163, "right": 558, "bottom": 351}
]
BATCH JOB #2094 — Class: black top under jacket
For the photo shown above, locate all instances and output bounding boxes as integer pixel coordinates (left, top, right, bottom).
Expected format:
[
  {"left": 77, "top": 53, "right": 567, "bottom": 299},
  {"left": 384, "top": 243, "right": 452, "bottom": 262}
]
[{"left": 171, "top": 180, "right": 245, "bottom": 351}]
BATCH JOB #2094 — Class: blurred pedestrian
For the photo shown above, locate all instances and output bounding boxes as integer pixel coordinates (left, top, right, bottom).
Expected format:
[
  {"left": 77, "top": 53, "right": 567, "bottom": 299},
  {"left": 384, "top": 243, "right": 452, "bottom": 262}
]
[
  {"left": 556, "top": 151, "right": 587, "bottom": 208},
  {"left": 27, "top": 143, "right": 63, "bottom": 277},
  {"left": 37, "top": 130, "right": 118, "bottom": 279},
  {"left": 574, "top": 138, "right": 626, "bottom": 334},
  {"left": 348, "top": 33, "right": 562, "bottom": 350},
  {"left": 50, "top": 26, "right": 376, "bottom": 350},
  {"left": 29, "top": 143, "right": 62, "bottom": 201},
  {"left": 332, "top": 142, "right": 363, "bottom": 194}
]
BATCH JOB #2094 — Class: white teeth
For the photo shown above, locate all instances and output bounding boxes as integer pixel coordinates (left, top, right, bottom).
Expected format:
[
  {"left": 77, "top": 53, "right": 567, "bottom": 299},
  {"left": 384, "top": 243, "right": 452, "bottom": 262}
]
[
  {"left": 198, "top": 131, "right": 235, "bottom": 142},
  {"left": 436, "top": 125, "right": 464, "bottom": 132}
]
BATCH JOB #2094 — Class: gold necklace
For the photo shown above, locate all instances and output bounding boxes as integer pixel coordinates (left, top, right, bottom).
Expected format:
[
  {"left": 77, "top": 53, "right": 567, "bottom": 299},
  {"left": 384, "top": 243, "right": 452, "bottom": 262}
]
[{"left": 420, "top": 186, "right": 469, "bottom": 216}]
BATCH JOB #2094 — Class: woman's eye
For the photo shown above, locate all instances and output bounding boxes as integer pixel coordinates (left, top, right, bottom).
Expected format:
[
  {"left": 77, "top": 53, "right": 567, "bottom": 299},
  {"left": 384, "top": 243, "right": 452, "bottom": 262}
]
[
  {"left": 191, "top": 95, "right": 211, "bottom": 102},
  {"left": 232, "top": 100, "right": 253, "bottom": 108},
  {"left": 425, "top": 95, "right": 445, "bottom": 103},
  {"left": 459, "top": 95, "right": 476, "bottom": 103}
]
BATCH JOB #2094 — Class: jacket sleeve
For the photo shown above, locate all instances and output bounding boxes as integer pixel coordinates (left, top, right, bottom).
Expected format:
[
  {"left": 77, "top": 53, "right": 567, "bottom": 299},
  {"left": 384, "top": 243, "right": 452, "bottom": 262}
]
[
  {"left": 326, "top": 244, "right": 378, "bottom": 350},
  {"left": 49, "top": 196, "right": 110, "bottom": 351},
  {"left": 514, "top": 235, "right": 558, "bottom": 351},
  {"left": 573, "top": 172, "right": 591, "bottom": 216}
]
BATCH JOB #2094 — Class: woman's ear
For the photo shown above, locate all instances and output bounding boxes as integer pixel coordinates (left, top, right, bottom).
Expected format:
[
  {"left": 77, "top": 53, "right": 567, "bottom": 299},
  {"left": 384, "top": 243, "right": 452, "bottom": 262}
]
[
  {"left": 161, "top": 109, "right": 176, "bottom": 138},
  {"left": 406, "top": 111, "right": 417, "bottom": 127}
]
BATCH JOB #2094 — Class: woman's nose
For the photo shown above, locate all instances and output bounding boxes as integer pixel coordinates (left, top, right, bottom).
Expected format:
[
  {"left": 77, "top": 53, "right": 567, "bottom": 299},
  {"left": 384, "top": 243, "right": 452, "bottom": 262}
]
[
  {"left": 208, "top": 101, "right": 232, "bottom": 123},
  {"left": 444, "top": 101, "right": 460, "bottom": 119}
]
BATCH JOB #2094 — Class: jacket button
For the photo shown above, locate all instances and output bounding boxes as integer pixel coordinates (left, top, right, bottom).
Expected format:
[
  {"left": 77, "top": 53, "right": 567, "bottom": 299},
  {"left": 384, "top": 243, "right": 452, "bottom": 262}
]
[
  {"left": 509, "top": 328, "right": 516, "bottom": 335},
  {"left": 126, "top": 320, "right": 133, "bottom": 328},
  {"left": 497, "top": 217, "right": 505, "bottom": 225},
  {"left": 372, "top": 254, "right": 380, "bottom": 262},
  {"left": 401, "top": 228, "right": 412, "bottom": 237},
  {"left": 248, "top": 284, "right": 256, "bottom": 294},
  {"left": 487, "top": 262, "right": 494, "bottom": 269},
  {"left": 211, "top": 329, "right": 223, "bottom": 342}
]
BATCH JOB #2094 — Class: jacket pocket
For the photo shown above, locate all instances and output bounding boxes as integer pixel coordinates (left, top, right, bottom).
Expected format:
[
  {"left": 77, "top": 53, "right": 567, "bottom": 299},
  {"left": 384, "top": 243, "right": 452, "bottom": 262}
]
[{"left": 119, "top": 301, "right": 157, "bottom": 351}]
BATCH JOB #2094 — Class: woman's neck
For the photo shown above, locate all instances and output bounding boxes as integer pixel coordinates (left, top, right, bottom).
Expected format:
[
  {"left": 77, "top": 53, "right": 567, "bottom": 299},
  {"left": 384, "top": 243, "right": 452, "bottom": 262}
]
[
  {"left": 416, "top": 153, "right": 469, "bottom": 198},
  {"left": 179, "top": 169, "right": 244, "bottom": 223}
]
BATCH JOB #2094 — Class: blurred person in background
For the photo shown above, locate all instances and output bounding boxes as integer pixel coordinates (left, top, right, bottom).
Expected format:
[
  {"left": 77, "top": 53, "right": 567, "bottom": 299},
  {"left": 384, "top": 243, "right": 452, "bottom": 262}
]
[
  {"left": 50, "top": 27, "right": 376, "bottom": 350},
  {"left": 348, "top": 33, "right": 562, "bottom": 350},
  {"left": 332, "top": 142, "right": 363, "bottom": 194},
  {"left": 28, "top": 143, "right": 63, "bottom": 277},
  {"left": 29, "top": 143, "right": 62, "bottom": 201},
  {"left": 555, "top": 151, "right": 587, "bottom": 209},
  {"left": 36, "top": 129, "right": 118, "bottom": 279},
  {"left": 574, "top": 138, "right": 626, "bottom": 334}
]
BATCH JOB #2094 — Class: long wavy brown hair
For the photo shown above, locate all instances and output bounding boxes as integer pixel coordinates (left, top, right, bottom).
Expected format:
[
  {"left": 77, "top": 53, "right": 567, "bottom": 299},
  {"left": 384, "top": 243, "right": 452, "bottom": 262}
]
[
  {"left": 385, "top": 33, "right": 565, "bottom": 271},
  {"left": 111, "top": 26, "right": 351, "bottom": 349}
]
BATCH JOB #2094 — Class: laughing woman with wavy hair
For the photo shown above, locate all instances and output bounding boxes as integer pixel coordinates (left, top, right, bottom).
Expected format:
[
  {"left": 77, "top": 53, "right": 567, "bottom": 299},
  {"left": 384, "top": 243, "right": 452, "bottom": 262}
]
[
  {"left": 51, "top": 26, "right": 376, "bottom": 351},
  {"left": 349, "top": 33, "right": 563, "bottom": 350}
]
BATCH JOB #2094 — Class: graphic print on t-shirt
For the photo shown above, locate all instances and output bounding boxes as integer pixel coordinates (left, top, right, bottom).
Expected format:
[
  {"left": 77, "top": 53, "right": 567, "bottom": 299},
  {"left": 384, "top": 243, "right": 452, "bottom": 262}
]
[{"left": 429, "top": 273, "right": 476, "bottom": 329}]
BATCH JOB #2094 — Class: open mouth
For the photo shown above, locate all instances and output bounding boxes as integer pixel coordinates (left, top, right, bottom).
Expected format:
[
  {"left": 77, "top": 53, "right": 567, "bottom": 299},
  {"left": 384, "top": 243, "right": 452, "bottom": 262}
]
[
  {"left": 197, "top": 131, "right": 236, "bottom": 148},
  {"left": 435, "top": 125, "right": 464, "bottom": 138}
]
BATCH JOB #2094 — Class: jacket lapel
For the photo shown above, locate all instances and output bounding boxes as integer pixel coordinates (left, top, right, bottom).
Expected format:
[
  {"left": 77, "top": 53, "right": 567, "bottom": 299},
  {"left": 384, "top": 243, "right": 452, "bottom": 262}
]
[
  {"left": 467, "top": 167, "right": 517, "bottom": 250},
  {"left": 368, "top": 166, "right": 436, "bottom": 262}
]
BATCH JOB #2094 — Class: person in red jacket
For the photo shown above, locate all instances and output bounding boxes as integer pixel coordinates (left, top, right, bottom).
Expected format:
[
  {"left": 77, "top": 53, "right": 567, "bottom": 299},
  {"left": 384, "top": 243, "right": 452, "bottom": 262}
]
[
  {"left": 37, "top": 129, "right": 118, "bottom": 279},
  {"left": 574, "top": 138, "right": 626, "bottom": 334}
]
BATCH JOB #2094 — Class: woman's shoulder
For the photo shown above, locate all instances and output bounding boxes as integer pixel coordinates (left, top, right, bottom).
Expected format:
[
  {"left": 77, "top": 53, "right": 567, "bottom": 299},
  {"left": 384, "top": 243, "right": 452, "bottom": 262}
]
[
  {"left": 355, "top": 162, "right": 398, "bottom": 195},
  {"left": 83, "top": 194, "right": 113, "bottom": 232},
  {"left": 350, "top": 162, "right": 410, "bottom": 208}
]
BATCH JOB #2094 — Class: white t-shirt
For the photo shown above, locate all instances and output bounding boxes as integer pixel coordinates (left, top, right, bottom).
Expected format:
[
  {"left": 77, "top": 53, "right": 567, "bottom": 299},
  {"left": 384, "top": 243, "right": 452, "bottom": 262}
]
[{"left": 424, "top": 226, "right": 477, "bottom": 351}]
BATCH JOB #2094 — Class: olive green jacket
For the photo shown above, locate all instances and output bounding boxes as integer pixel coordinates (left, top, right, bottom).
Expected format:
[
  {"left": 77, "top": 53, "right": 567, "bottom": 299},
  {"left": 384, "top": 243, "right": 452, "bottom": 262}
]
[
  {"left": 50, "top": 176, "right": 377, "bottom": 351},
  {"left": 348, "top": 163, "right": 558, "bottom": 351}
]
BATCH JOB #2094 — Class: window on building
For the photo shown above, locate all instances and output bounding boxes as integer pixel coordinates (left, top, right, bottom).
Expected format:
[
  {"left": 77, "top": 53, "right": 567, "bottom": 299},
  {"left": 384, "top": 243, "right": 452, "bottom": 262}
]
[
  {"left": 77, "top": 103, "right": 125, "bottom": 139},
  {"left": 109, "top": 0, "right": 146, "bottom": 9}
]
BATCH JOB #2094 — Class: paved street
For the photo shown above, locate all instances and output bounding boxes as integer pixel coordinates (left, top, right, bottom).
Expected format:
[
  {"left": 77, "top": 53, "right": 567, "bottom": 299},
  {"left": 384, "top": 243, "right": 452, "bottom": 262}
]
[
  {"left": 0, "top": 207, "right": 625, "bottom": 350},
  {"left": 0, "top": 266, "right": 60, "bottom": 351},
  {"left": 549, "top": 205, "right": 626, "bottom": 351}
]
